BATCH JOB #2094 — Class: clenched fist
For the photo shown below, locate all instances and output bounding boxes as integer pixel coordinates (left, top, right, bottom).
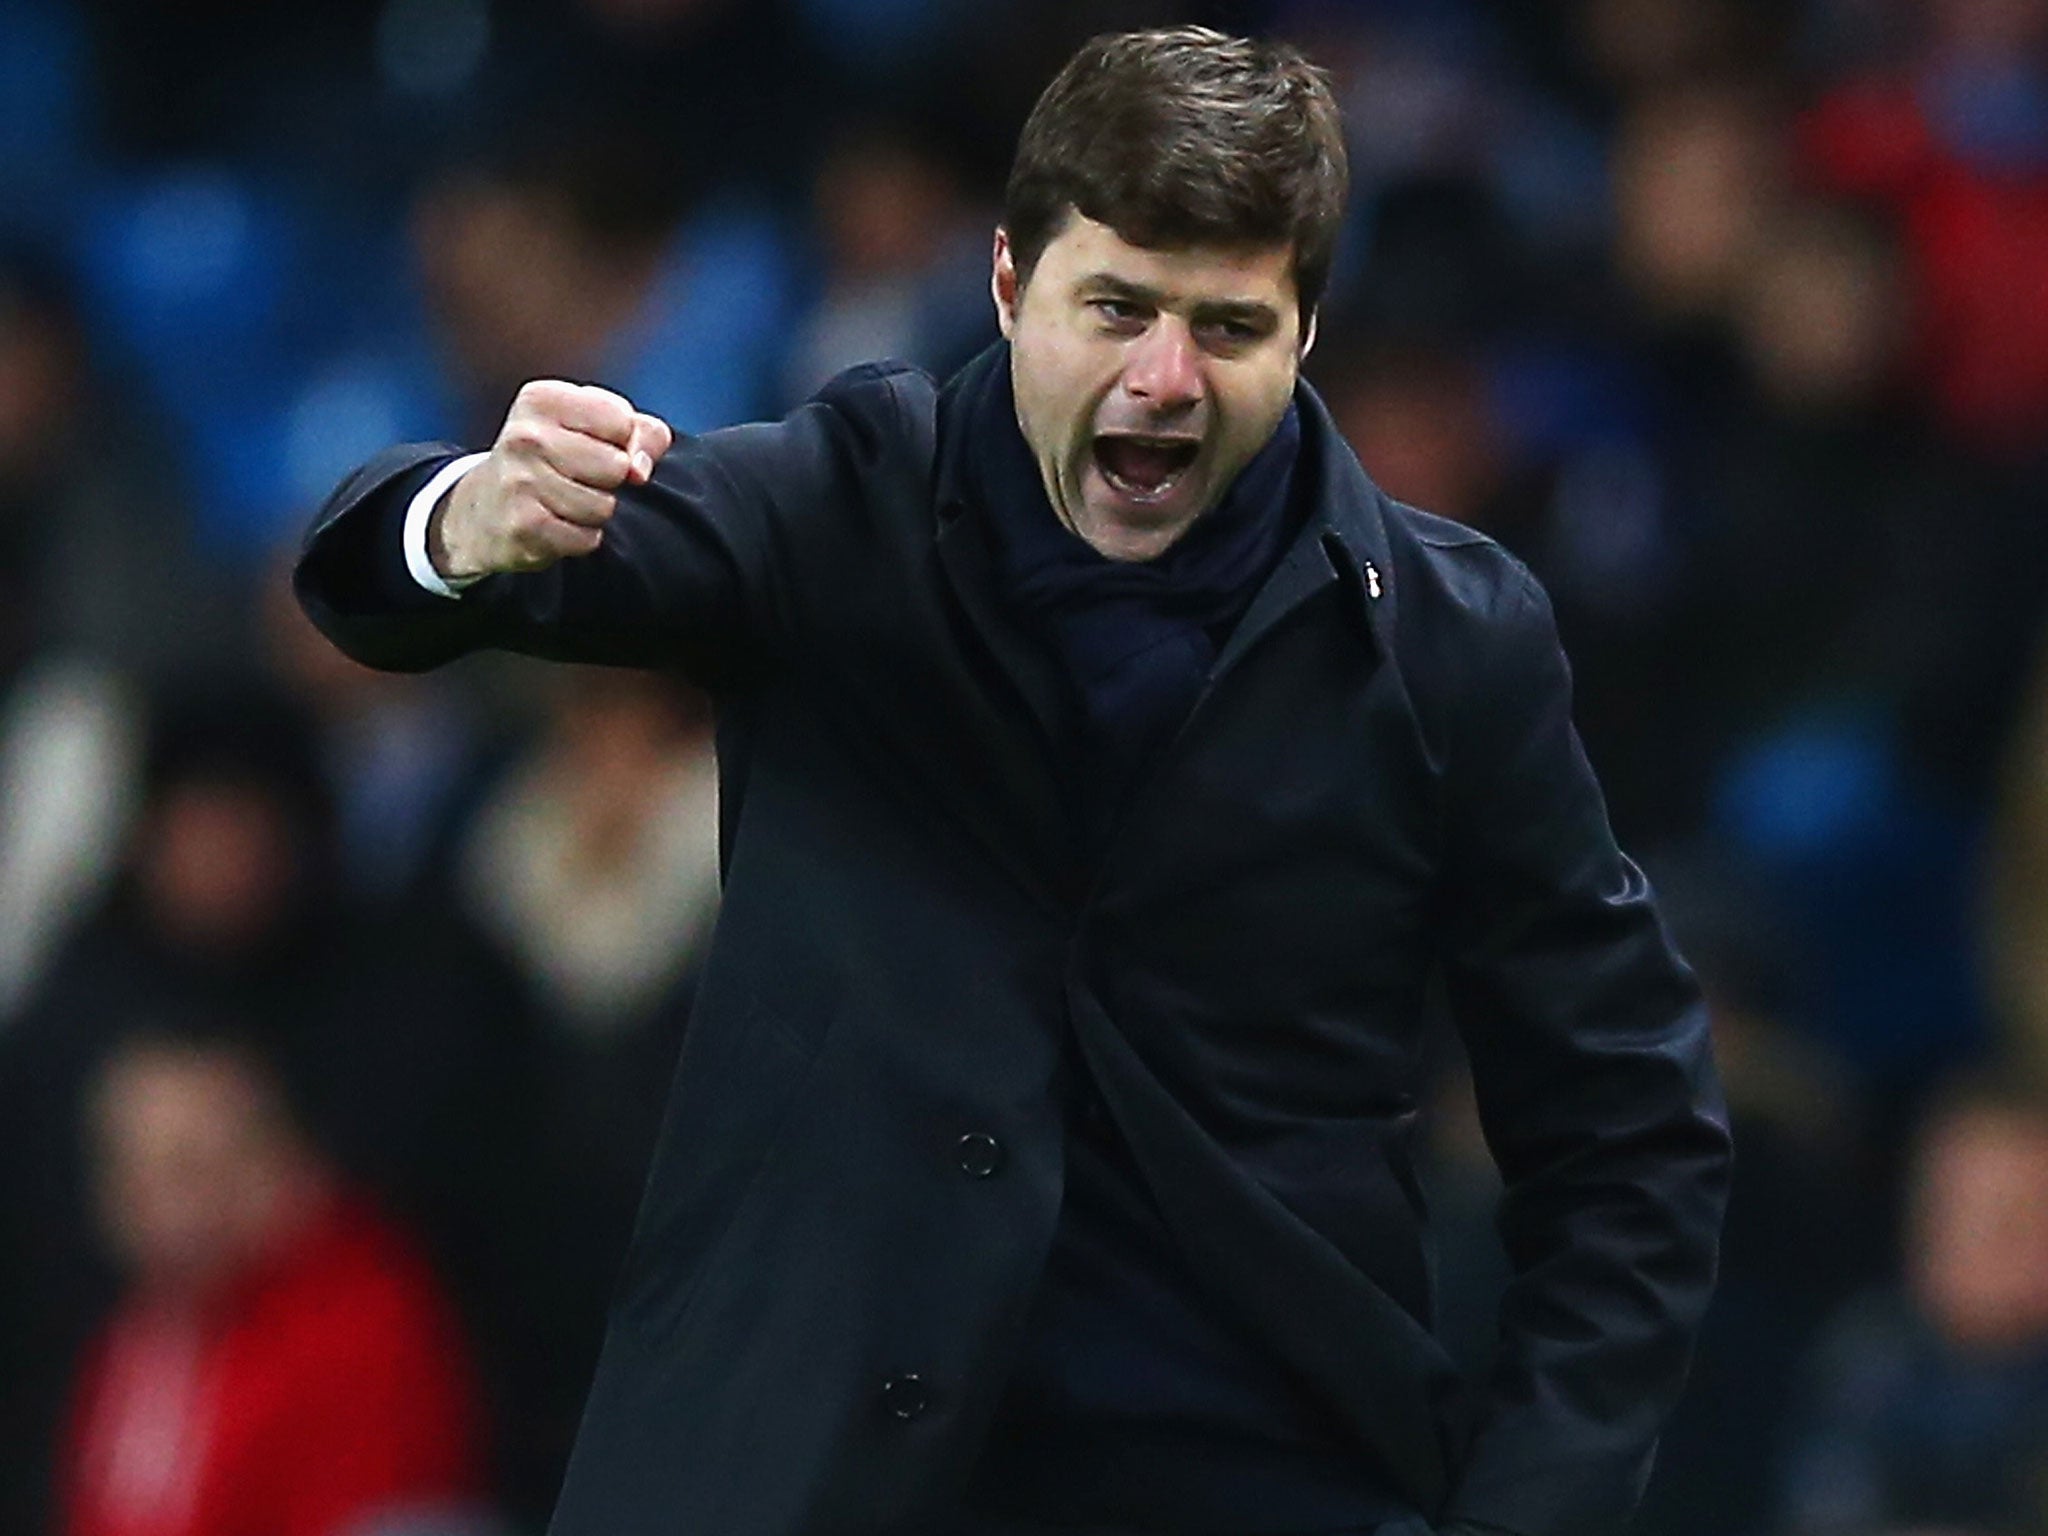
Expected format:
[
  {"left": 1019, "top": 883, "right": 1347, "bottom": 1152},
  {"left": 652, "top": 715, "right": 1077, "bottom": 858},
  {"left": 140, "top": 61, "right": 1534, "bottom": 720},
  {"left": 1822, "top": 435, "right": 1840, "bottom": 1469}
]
[{"left": 429, "top": 380, "right": 675, "bottom": 580}]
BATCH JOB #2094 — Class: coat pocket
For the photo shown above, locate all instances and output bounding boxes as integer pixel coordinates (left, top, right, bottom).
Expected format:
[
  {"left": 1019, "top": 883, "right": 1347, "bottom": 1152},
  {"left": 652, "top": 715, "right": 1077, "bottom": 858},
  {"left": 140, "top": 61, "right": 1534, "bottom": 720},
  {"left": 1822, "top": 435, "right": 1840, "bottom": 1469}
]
[{"left": 1251, "top": 1114, "right": 1436, "bottom": 1328}]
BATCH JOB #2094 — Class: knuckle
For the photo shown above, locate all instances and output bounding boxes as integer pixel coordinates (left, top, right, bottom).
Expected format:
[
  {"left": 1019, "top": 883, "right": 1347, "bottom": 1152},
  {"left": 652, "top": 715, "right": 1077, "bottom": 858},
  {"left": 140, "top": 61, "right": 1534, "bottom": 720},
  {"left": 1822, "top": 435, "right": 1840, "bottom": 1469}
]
[
  {"left": 499, "top": 418, "right": 545, "bottom": 456},
  {"left": 507, "top": 383, "right": 552, "bottom": 428},
  {"left": 502, "top": 472, "right": 540, "bottom": 514}
]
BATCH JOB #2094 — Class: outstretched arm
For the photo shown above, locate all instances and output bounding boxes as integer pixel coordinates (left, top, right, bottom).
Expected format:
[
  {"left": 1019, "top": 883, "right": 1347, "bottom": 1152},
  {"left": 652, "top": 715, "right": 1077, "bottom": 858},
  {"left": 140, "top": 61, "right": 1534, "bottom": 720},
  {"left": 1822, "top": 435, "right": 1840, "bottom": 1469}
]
[{"left": 295, "top": 379, "right": 783, "bottom": 685}]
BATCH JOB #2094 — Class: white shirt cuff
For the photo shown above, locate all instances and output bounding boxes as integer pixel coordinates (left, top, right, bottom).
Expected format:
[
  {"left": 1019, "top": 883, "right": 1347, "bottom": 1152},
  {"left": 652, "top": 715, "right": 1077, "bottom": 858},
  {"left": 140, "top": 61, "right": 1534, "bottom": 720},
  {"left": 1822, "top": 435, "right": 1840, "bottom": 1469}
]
[{"left": 403, "top": 452, "right": 491, "bottom": 598}]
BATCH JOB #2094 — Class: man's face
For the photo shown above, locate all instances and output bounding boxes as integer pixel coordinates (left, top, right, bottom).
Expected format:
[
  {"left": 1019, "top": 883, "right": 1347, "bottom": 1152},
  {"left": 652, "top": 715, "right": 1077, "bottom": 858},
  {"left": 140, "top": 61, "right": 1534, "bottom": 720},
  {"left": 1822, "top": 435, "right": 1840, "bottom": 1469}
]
[
  {"left": 994, "top": 213, "right": 1309, "bottom": 561},
  {"left": 1908, "top": 1108, "right": 2048, "bottom": 1351},
  {"left": 91, "top": 1045, "right": 307, "bottom": 1297}
]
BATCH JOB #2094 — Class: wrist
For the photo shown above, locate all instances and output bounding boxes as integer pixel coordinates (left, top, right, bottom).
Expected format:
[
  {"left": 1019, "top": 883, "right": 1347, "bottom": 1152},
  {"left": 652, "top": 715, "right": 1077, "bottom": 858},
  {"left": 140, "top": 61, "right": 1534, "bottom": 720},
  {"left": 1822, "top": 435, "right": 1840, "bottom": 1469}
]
[
  {"left": 428, "top": 471, "right": 489, "bottom": 582},
  {"left": 425, "top": 495, "right": 465, "bottom": 580},
  {"left": 401, "top": 451, "right": 489, "bottom": 598}
]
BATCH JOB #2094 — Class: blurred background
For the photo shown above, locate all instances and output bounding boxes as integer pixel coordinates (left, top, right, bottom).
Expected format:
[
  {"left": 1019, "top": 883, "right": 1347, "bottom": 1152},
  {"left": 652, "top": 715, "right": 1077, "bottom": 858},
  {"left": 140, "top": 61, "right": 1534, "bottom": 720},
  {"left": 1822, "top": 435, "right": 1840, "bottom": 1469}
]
[{"left": 1, "top": 0, "right": 2047, "bottom": 1532}]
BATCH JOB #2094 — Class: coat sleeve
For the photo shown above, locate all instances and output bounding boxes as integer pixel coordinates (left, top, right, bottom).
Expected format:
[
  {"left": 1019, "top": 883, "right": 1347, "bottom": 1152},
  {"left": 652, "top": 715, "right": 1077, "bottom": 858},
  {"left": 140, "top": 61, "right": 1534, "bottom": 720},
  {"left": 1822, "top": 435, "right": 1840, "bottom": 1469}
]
[
  {"left": 291, "top": 399, "right": 860, "bottom": 687},
  {"left": 1435, "top": 563, "right": 1732, "bottom": 1536}
]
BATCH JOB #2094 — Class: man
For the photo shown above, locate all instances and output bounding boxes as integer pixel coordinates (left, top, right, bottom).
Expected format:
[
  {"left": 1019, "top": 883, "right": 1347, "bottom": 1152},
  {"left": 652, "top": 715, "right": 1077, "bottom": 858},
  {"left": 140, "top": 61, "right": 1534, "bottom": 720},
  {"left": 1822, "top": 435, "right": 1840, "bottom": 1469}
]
[
  {"left": 296, "top": 27, "right": 1730, "bottom": 1536},
  {"left": 60, "top": 1017, "right": 485, "bottom": 1536},
  {"left": 1782, "top": 1081, "right": 2048, "bottom": 1533}
]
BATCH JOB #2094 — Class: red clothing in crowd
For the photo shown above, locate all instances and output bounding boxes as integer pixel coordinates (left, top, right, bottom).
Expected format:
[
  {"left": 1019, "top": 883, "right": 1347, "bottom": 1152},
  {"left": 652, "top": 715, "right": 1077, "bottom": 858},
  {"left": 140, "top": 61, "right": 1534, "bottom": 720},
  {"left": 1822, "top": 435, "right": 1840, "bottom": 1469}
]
[
  {"left": 1800, "top": 73, "right": 2048, "bottom": 456},
  {"left": 62, "top": 1191, "right": 484, "bottom": 1536}
]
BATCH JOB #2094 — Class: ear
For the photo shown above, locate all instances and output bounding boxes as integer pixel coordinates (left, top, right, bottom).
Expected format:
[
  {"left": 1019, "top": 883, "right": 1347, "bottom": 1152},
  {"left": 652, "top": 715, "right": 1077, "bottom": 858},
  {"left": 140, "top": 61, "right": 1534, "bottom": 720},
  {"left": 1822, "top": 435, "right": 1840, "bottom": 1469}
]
[
  {"left": 991, "top": 228, "right": 1019, "bottom": 338},
  {"left": 1298, "top": 307, "right": 1319, "bottom": 361}
]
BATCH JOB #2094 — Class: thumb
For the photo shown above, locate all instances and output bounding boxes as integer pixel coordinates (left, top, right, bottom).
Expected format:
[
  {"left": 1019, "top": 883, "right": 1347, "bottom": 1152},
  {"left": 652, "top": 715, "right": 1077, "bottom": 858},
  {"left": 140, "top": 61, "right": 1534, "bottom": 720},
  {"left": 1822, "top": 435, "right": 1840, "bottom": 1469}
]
[{"left": 625, "top": 412, "right": 675, "bottom": 482}]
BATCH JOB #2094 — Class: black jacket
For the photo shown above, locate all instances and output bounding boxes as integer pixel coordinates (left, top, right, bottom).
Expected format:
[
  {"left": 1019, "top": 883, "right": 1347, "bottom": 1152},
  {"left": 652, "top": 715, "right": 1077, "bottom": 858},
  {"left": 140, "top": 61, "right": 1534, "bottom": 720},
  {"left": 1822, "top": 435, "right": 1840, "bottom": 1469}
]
[{"left": 294, "top": 348, "right": 1731, "bottom": 1536}]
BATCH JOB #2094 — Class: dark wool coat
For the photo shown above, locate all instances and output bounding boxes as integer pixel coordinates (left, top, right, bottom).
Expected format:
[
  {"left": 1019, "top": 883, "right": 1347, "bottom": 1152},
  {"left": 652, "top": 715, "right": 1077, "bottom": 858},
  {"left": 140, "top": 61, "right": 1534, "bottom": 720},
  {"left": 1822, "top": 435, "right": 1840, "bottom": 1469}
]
[{"left": 294, "top": 347, "right": 1732, "bottom": 1536}]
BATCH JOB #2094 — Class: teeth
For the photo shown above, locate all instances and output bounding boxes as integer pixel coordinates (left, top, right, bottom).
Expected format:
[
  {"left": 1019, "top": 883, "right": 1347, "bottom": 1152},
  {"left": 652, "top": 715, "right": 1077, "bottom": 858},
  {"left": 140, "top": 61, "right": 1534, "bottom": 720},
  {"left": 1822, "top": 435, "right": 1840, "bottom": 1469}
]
[
  {"left": 1095, "top": 435, "right": 1197, "bottom": 501},
  {"left": 1102, "top": 464, "right": 1183, "bottom": 499}
]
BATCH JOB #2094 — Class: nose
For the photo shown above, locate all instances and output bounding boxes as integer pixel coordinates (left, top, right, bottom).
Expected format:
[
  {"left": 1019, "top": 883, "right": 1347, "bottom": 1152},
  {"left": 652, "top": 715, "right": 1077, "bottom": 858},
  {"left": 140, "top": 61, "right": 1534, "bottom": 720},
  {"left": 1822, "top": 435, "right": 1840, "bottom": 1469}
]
[{"left": 1120, "top": 320, "right": 1204, "bottom": 414}]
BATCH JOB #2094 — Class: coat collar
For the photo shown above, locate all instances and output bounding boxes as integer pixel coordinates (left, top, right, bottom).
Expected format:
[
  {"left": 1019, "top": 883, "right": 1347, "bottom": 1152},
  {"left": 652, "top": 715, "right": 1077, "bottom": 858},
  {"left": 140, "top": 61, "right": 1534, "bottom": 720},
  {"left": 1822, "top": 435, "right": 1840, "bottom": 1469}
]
[
  {"left": 924, "top": 345, "right": 1398, "bottom": 897},
  {"left": 1224, "top": 372, "right": 1395, "bottom": 674}
]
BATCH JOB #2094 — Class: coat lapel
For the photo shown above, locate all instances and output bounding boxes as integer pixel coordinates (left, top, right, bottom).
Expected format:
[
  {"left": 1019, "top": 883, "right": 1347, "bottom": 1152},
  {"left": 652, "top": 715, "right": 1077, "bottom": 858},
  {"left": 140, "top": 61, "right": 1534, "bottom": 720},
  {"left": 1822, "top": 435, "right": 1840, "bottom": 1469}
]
[
  {"left": 1207, "top": 524, "right": 1340, "bottom": 680},
  {"left": 1147, "top": 381, "right": 1394, "bottom": 770},
  {"left": 924, "top": 501, "right": 1087, "bottom": 903},
  {"left": 1213, "top": 378, "right": 1395, "bottom": 681},
  {"left": 933, "top": 508, "right": 1074, "bottom": 763},
  {"left": 1082, "top": 380, "right": 1397, "bottom": 883}
]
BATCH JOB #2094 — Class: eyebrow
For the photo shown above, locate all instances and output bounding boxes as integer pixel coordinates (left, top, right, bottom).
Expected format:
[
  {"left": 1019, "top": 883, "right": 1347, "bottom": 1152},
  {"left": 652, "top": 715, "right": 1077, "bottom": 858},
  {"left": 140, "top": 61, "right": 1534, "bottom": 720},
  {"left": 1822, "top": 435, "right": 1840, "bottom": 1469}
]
[
  {"left": 1076, "top": 273, "right": 1167, "bottom": 305},
  {"left": 1074, "top": 272, "right": 1282, "bottom": 331}
]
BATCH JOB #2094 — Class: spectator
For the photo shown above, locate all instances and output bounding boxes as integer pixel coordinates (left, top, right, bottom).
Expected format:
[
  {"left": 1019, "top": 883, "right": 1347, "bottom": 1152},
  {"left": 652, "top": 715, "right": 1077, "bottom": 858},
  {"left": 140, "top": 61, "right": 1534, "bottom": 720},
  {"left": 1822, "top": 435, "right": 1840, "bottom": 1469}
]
[
  {"left": 1681, "top": 198, "right": 2035, "bottom": 1092},
  {"left": 781, "top": 120, "right": 992, "bottom": 403},
  {"left": 60, "top": 1016, "right": 487, "bottom": 1536},
  {"left": 1687, "top": 199, "right": 1941, "bottom": 746},
  {"left": 1780, "top": 1079, "right": 2048, "bottom": 1534},
  {"left": 410, "top": 129, "right": 797, "bottom": 445},
  {"left": 1713, "top": 193, "right": 2048, "bottom": 803},
  {"left": 410, "top": 138, "right": 687, "bottom": 439},
  {"left": 1613, "top": 78, "right": 1790, "bottom": 330},
  {"left": 0, "top": 249, "right": 234, "bottom": 677},
  {"left": 0, "top": 679, "right": 555, "bottom": 1533},
  {"left": 460, "top": 667, "right": 717, "bottom": 1054},
  {"left": 1319, "top": 340, "right": 1512, "bottom": 533},
  {"left": 455, "top": 666, "right": 719, "bottom": 1405},
  {"left": 1800, "top": 0, "right": 2048, "bottom": 455},
  {"left": 0, "top": 252, "right": 231, "bottom": 1019}
]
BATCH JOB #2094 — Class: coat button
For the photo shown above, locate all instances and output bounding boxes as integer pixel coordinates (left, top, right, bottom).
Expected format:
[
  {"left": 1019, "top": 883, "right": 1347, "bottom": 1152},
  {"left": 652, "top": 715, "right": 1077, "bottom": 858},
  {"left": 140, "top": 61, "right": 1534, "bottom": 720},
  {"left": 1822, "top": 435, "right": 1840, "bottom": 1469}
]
[
  {"left": 956, "top": 1132, "right": 1004, "bottom": 1178},
  {"left": 881, "top": 1373, "right": 928, "bottom": 1420}
]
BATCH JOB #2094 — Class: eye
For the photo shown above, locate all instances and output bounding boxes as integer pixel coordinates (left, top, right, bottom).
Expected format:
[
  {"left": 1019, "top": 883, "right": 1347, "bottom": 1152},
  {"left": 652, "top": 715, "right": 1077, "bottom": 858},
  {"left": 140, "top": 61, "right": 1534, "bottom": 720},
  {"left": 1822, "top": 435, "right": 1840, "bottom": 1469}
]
[
  {"left": 1089, "top": 298, "right": 1149, "bottom": 331},
  {"left": 1198, "top": 318, "right": 1266, "bottom": 349}
]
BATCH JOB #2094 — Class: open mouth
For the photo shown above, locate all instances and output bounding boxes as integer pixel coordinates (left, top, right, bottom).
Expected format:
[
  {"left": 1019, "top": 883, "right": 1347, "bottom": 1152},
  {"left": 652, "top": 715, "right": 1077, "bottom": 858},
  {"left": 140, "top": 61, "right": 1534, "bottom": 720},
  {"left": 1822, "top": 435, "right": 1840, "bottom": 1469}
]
[{"left": 1093, "top": 434, "right": 1201, "bottom": 502}]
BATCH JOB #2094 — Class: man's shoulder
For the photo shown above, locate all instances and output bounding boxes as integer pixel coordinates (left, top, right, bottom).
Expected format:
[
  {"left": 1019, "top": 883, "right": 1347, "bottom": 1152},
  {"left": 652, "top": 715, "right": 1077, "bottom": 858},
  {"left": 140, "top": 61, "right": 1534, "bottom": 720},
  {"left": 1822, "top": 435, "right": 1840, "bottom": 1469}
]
[
  {"left": 1377, "top": 498, "right": 1545, "bottom": 643},
  {"left": 688, "top": 359, "right": 943, "bottom": 513},
  {"left": 814, "top": 357, "right": 938, "bottom": 398},
  {"left": 808, "top": 358, "right": 943, "bottom": 443},
  {"left": 1358, "top": 496, "right": 1574, "bottom": 764}
]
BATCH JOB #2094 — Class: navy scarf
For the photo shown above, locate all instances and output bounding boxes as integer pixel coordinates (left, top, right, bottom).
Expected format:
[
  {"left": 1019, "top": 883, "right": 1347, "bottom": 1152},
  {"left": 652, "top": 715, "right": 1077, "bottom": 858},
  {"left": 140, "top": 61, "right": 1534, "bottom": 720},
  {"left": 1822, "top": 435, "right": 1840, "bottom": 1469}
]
[{"left": 970, "top": 352, "right": 1303, "bottom": 854}]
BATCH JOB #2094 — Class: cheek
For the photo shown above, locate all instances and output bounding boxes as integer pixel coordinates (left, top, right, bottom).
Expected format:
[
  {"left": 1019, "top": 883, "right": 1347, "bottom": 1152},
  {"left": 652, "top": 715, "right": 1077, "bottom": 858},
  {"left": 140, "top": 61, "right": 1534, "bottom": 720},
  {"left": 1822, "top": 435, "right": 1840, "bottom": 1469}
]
[
  {"left": 1015, "top": 334, "right": 1110, "bottom": 444},
  {"left": 1221, "top": 368, "right": 1297, "bottom": 449}
]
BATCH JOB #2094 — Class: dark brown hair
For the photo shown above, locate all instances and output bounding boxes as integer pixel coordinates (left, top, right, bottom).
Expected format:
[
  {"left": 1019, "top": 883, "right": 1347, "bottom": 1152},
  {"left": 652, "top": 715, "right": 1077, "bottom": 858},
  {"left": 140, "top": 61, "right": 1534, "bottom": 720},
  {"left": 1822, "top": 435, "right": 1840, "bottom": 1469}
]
[{"left": 1003, "top": 27, "right": 1349, "bottom": 324}]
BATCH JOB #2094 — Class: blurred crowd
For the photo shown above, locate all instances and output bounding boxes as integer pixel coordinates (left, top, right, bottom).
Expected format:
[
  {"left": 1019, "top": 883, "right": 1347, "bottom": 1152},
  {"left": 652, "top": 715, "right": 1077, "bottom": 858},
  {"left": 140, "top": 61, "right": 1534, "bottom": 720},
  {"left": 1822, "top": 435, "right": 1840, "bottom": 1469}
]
[{"left": 1, "top": 0, "right": 2047, "bottom": 1533}]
